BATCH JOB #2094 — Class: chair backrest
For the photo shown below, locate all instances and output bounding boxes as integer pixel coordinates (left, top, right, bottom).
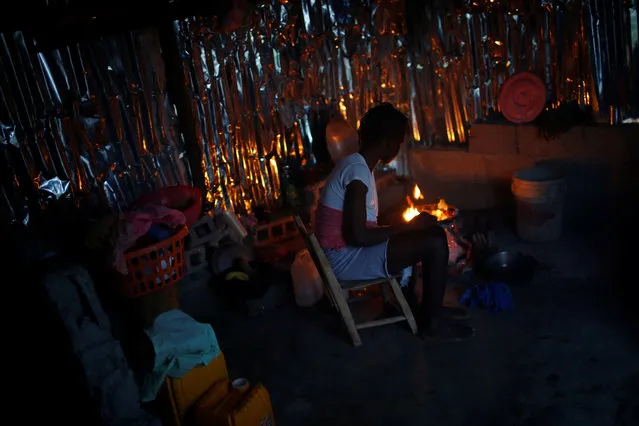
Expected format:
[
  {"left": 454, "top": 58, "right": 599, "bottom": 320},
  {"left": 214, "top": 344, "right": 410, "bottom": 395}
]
[
  {"left": 293, "top": 215, "right": 309, "bottom": 239},
  {"left": 293, "top": 216, "right": 341, "bottom": 303}
]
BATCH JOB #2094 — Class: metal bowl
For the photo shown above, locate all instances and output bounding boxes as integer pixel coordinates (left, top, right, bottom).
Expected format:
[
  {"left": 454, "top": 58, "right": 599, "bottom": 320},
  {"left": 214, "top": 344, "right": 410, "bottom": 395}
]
[{"left": 477, "top": 250, "right": 537, "bottom": 286}]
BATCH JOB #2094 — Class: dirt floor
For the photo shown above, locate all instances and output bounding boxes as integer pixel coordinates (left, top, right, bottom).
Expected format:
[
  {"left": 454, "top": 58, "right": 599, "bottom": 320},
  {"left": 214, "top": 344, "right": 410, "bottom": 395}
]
[{"left": 182, "top": 226, "right": 639, "bottom": 426}]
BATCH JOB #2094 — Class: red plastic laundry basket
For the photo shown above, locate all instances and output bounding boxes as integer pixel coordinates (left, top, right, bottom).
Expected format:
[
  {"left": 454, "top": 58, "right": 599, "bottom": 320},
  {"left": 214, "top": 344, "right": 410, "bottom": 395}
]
[{"left": 120, "top": 225, "right": 189, "bottom": 299}]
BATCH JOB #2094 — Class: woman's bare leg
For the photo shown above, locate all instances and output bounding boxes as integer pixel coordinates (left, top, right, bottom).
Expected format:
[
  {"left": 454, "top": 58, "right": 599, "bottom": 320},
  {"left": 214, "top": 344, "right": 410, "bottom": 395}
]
[{"left": 386, "top": 226, "right": 473, "bottom": 340}]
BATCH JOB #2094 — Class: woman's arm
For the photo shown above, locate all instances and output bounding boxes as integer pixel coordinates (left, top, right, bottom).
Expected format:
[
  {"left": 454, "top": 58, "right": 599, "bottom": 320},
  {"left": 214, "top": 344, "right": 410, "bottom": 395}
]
[{"left": 342, "top": 180, "right": 412, "bottom": 247}]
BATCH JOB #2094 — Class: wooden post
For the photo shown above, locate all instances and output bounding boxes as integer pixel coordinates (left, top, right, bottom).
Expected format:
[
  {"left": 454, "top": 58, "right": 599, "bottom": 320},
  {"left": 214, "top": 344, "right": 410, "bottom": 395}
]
[{"left": 157, "top": 22, "right": 207, "bottom": 203}]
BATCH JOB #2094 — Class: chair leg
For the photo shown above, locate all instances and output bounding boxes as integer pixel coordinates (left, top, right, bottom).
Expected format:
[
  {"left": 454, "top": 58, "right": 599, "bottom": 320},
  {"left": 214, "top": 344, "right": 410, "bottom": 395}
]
[
  {"left": 324, "top": 284, "right": 337, "bottom": 308},
  {"left": 388, "top": 277, "right": 418, "bottom": 335},
  {"left": 329, "top": 279, "right": 362, "bottom": 347}
]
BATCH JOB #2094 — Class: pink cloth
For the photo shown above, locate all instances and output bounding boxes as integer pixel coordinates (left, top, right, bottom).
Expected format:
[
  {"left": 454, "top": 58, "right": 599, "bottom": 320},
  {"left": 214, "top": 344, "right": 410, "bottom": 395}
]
[
  {"left": 112, "top": 205, "right": 187, "bottom": 274},
  {"left": 315, "top": 203, "right": 377, "bottom": 250}
]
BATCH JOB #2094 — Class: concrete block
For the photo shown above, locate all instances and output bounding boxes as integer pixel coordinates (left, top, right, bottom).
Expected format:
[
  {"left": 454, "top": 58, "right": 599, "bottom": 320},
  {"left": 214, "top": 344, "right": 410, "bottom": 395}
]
[
  {"left": 409, "top": 152, "right": 495, "bottom": 209},
  {"left": 469, "top": 124, "right": 517, "bottom": 156},
  {"left": 410, "top": 148, "right": 536, "bottom": 208},
  {"left": 515, "top": 125, "right": 556, "bottom": 158},
  {"left": 185, "top": 245, "right": 208, "bottom": 273},
  {"left": 410, "top": 150, "right": 484, "bottom": 182},
  {"left": 186, "top": 215, "right": 224, "bottom": 248},
  {"left": 409, "top": 124, "right": 634, "bottom": 219},
  {"left": 581, "top": 125, "right": 637, "bottom": 161}
]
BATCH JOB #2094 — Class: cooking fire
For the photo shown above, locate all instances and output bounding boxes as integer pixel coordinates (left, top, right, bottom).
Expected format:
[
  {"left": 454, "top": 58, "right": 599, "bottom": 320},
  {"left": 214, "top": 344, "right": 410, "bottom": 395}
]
[
  {"left": 403, "top": 185, "right": 456, "bottom": 223},
  {"left": 401, "top": 185, "right": 468, "bottom": 271}
]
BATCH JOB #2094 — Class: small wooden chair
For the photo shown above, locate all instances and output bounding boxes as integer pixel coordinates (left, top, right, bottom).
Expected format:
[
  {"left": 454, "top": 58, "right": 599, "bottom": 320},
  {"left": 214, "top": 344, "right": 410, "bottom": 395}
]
[{"left": 293, "top": 216, "right": 417, "bottom": 347}]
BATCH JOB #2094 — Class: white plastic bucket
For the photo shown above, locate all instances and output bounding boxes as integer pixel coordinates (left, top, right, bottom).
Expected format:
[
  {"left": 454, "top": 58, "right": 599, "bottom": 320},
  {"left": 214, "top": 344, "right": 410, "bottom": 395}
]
[{"left": 512, "top": 166, "right": 566, "bottom": 242}]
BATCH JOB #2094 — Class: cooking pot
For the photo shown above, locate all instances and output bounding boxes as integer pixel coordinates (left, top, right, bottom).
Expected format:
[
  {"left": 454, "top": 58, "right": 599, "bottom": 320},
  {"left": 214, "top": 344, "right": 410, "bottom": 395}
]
[{"left": 476, "top": 250, "right": 537, "bottom": 286}]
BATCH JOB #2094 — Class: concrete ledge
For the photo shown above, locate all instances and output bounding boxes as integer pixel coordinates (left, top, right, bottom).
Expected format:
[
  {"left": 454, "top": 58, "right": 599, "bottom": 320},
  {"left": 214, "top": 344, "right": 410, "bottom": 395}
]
[
  {"left": 409, "top": 124, "right": 638, "bottom": 224},
  {"left": 469, "top": 124, "right": 518, "bottom": 156},
  {"left": 469, "top": 123, "right": 639, "bottom": 160}
]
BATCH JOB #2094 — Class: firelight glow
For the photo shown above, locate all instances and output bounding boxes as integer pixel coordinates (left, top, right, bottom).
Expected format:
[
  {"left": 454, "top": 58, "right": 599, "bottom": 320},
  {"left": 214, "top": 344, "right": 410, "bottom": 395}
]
[
  {"left": 413, "top": 184, "right": 423, "bottom": 200},
  {"left": 403, "top": 185, "right": 453, "bottom": 223},
  {"left": 403, "top": 205, "right": 420, "bottom": 222}
]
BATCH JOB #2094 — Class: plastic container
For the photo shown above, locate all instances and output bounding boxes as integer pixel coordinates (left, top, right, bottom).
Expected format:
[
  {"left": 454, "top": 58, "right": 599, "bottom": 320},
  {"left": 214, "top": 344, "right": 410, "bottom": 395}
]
[
  {"left": 195, "top": 379, "right": 248, "bottom": 426},
  {"left": 512, "top": 166, "right": 566, "bottom": 242},
  {"left": 228, "top": 383, "right": 275, "bottom": 426},
  {"left": 194, "top": 380, "right": 275, "bottom": 426},
  {"left": 290, "top": 249, "right": 324, "bottom": 307},
  {"left": 195, "top": 379, "right": 232, "bottom": 424},
  {"left": 120, "top": 225, "right": 189, "bottom": 298},
  {"left": 161, "top": 353, "right": 229, "bottom": 426}
]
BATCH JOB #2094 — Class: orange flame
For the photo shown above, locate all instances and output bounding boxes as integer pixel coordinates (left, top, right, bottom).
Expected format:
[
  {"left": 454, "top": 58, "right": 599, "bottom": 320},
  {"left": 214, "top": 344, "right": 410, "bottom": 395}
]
[
  {"left": 430, "top": 198, "right": 450, "bottom": 221},
  {"left": 413, "top": 184, "right": 423, "bottom": 200},
  {"left": 403, "top": 205, "right": 420, "bottom": 222},
  {"left": 402, "top": 187, "right": 453, "bottom": 223},
  {"left": 403, "top": 185, "right": 424, "bottom": 222}
]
